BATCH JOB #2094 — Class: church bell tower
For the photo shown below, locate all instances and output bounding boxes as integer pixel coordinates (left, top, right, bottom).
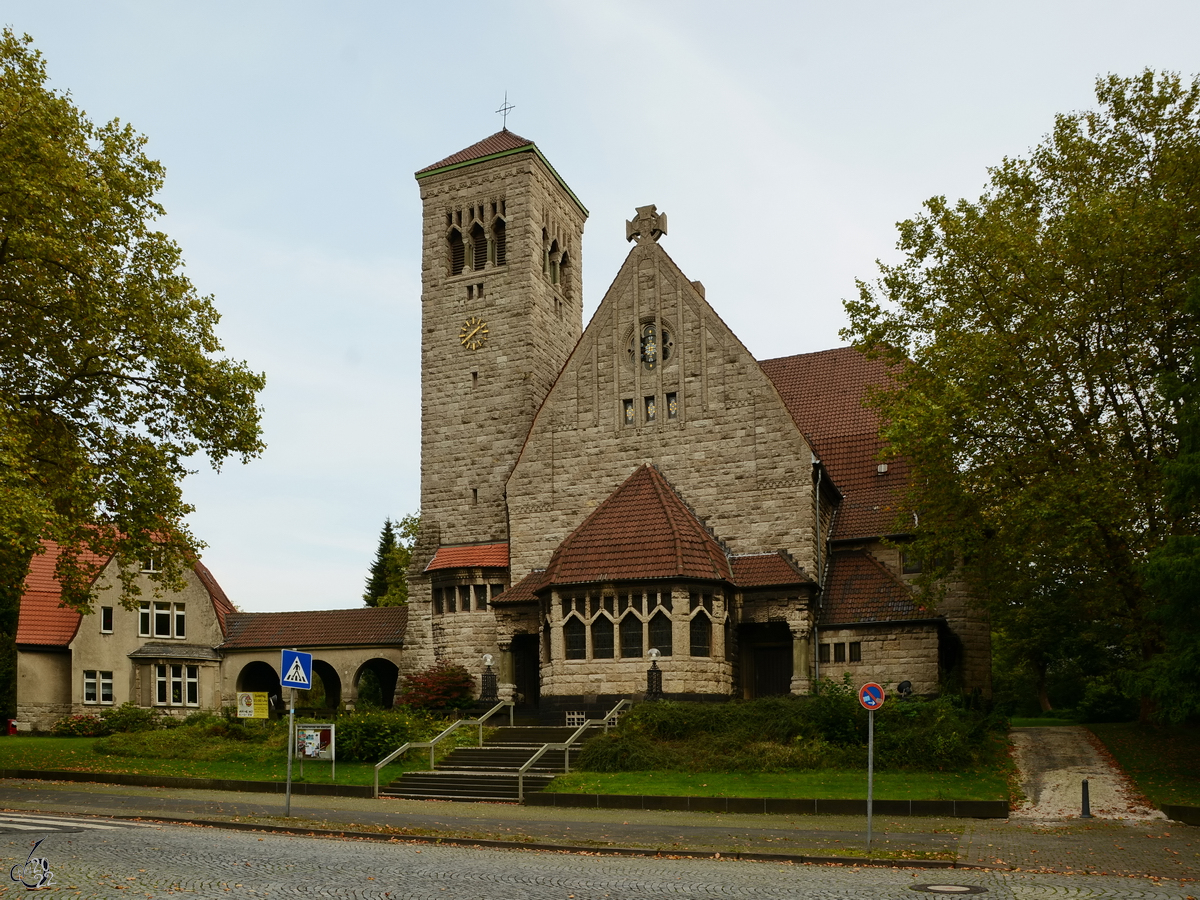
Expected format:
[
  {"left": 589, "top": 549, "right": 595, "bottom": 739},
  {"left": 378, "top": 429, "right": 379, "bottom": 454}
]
[{"left": 413, "top": 131, "right": 588, "bottom": 551}]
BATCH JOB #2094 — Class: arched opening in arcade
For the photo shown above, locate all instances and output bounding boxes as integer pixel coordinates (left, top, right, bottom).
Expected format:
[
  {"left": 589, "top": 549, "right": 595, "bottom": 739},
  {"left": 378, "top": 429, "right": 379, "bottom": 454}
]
[{"left": 354, "top": 658, "right": 399, "bottom": 710}]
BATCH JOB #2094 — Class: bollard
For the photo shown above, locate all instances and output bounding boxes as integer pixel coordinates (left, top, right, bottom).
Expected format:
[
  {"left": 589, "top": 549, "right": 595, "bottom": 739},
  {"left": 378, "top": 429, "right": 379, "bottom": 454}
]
[{"left": 1081, "top": 778, "right": 1092, "bottom": 819}]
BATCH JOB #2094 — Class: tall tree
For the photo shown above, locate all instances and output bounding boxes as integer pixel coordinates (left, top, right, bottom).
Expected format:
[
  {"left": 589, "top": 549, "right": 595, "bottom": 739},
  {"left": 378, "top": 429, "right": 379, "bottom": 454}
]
[
  {"left": 0, "top": 31, "right": 265, "bottom": 712},
  {"left": 363, "top": 514, "right": 418, "bottom": 607},
  {"left": 843, "top": 70, "right": 1200, "bottom": 720}
]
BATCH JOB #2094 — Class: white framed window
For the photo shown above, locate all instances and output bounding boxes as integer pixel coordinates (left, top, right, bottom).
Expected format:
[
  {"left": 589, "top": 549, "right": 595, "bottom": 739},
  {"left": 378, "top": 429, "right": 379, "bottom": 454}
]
[
  {"left": 174, "top": 603, "right": 186, "bottom": 639},
  {"left": 139, "top": 602, "right": 151, "bottom": 637},
  {"left": 144, "top": 602, "right": 186, "bottom": 639},
  {"left": 84, "top": 670, "right": 113, "bottom": 705},
  {"left": 100, "top": 606, "right": 113, "bottom": 633},
  {"left": 154, "top": 664, "right": 200, "bottom": 707},
  {"left": 141, "top": 553, "right": 163, "bottom": 573}
]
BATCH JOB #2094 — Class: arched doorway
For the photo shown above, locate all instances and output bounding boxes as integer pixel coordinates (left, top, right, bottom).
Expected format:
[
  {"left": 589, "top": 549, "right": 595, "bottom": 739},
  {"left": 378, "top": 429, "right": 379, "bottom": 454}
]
[
  {"left": 236, "top": 661, "right": 282, "bottom": 716},
  {"left": 354, "top": 658, "right": 399, "bottom": 710},
  {"left": 296, "top": 660, "right": 341, "bottom": 712}
]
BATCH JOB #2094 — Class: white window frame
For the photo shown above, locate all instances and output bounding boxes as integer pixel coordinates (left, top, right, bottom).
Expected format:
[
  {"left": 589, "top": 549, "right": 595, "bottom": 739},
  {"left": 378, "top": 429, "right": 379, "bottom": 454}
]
[
  {"left": 139, "top": 602, "right": 151, "bottom": 637},
  {"left": 154, "top": 663, "right": 200, "bottom": 707},
  {"left": 100, "top": 606, "right": 113, "bottom": 634},
  {"left": 83, "top": 670, "right": 113, "bottom": 705}
]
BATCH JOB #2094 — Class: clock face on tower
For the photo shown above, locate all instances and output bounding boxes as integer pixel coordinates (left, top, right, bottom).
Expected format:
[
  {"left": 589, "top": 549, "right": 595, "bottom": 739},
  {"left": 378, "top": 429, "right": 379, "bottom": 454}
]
[{"left": 459, "top": 316, "right": 489, "bottom": 351}]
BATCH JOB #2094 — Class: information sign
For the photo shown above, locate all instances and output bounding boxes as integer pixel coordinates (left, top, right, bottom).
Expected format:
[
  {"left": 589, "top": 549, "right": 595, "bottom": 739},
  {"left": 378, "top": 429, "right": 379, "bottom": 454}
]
[
  {"left": 281, "top": 649, "right": 313, "bottom": 689},
  {"left": 858, "top": 682, "right": 885, "bottom": 710},
  {"left": 236, "top": 692, "right": 269, "bottom": 719}
]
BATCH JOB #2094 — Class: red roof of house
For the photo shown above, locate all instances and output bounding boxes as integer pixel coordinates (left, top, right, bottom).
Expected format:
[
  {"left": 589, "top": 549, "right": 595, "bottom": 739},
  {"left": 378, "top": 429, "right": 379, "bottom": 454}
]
[
  {"left": 425, "top": 542, "right": 510, "bottom": 573},
  {"left": 760, "top": 347, "right": 910, "bottom": 540},
  {"left": 220, "top": 606, "right": 409, "bottom": 650},
  {"left": 730, "top": 552, "right": 813, "bottom": 589},
  {"left": 541, "top": 465, "right": 732, "bottom": 586},
  {"left": 194, "top": 561, "right": 237, "bottom": 636},
  {"left": 15, "top": 541, "right": 105, "bottom": 647},
  {"left": 820, "top": 549, "right": 928, "bottom": 626},
  {"left": 416, "top": 130, "right": 535, "bottom": 175}
]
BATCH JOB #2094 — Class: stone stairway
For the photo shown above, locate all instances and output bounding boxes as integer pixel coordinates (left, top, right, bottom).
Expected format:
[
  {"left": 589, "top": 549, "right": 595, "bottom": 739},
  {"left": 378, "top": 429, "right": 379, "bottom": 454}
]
[{"left": 380, "top": 726, "right": 596, "bottom": 803}]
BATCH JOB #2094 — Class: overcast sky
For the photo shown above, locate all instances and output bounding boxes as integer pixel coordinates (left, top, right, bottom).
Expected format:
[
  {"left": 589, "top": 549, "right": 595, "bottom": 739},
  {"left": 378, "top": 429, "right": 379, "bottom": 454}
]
[{"left": 7, "top": 2, "right": 1199, "bottom": 611}]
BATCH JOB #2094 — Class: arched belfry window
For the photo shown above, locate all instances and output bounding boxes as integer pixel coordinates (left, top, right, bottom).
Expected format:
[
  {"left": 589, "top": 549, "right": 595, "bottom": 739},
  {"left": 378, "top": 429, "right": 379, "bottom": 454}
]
[
  {"left": 548, "top": 240, "right": 561, "bottom": 284},
  {"left": 559, "top": 251, "right": 571, "bottom": 295},
  {"left": 448, "top": 228, "right": 465, "bottom": 276},
  {"left": 493, "top": 218, "right": 506, "bottom": 266},
  {"left": 470, "top": 223, "right": 487, "bottom": 271}
]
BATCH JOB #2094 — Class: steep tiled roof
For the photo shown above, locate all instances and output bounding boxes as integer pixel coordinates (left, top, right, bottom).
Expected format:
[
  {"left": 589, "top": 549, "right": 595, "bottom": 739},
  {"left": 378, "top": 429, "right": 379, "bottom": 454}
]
[
  {"left": 760, "top": 347, "right": 910, "bottom": 540},
  {"left": 220, "top": 607, "right": 408, "bottom": 650},
  {"left": 16, "top": 541, "right": 107, "bottom": 647},
  {"left": 731, "top": 552, "right": 813, "bottom": 589},
  {"left": 542, "top": 465, "right": 732, "bottom": 586},
  {"left": 820, "top": 550, "right": 929, "bottom": 626},
  {"left": 194, "top": 560, "right": 237, "bottom": 636},
  {"left": 416, "top": 130, "right": 534, "bottom": 175},
  {"left": 493, "top": 569, "right": 547, "bottom": 605},
  {"left": 425, "top": 542, "right": 510, "bottom": 573}
]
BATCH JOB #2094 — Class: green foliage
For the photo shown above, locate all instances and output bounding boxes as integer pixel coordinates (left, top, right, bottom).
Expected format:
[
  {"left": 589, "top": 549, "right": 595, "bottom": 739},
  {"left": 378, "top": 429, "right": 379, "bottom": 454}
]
[
  {"left": 50, "top": 701, "right": 174, "bottom": 736},
  {"left": 397, "top": 661, "right": 475, "bottom": 710},
  {"left": 51, "top": 714, "right": 109, "bottom": 737},
  {"left": 335, "top": 707, "right": 443, "bottom": 762},
  {"left": 577, "top": 695, "right": 1005, "bottom": 774},
  {"left": 842, "top": 70, "right": 1200, "bottom": 720},
  {"left": 93, "top": 719, "right": 282, "bottom": 760},
  {"left": 356, "top": 667, "right": 384, "bottom": 709},
  {"left": 0, "top": 28, "right": 266, "bottom": 714},
  {"left": 363, "top": 514, "right": 419, "bottom": 607}
]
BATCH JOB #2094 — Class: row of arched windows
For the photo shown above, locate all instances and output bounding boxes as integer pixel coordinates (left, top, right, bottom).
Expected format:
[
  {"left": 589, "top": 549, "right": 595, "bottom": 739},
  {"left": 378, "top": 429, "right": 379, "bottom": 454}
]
[
  {"left": 447, "top": 217, "right": 506, "bottom": 276},
  {"left": 559, "top": 610, "right": 714, "bottom": 660}
]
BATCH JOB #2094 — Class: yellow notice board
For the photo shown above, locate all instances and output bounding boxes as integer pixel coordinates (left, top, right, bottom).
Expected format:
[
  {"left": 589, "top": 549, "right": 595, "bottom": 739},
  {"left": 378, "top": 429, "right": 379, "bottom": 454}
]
[{"left": 236, "top": 692, "right": 268, "bottom": 718}]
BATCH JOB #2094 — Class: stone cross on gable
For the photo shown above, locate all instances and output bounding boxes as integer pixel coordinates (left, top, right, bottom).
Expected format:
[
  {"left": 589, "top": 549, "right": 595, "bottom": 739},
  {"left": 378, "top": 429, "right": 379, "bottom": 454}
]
[{"left": 626, "top": 204, "right": 668, "bottom": 245}]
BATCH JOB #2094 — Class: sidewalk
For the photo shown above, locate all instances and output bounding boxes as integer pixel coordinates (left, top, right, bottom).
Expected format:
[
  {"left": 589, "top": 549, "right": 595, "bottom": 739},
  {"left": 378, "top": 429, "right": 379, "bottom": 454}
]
[{"left": 2, "top": 777, "right": 1196, "bottom": 880}]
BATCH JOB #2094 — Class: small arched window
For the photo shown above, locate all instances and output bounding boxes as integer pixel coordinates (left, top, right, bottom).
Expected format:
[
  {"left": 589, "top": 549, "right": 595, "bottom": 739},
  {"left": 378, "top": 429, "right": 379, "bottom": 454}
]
[
  {"left": 559, "top": 251, "right": 570, "bottom": 294},
  {"left": 564, "top": 617, "right": 586, "bottom": 660},
  {"left": 448, "top": 228, "right": 465, "bottom": 276},
  {"left": 493, "top": 218, "right": 507, "bottom": 266},
  {"left": 548, "top": 240, "right": 561, "bottom": 284},
  {"left": 690, "top": 612, "right": 712, "bottom": 657},
  {"left": 649, "top": 611, "right": 672, "bottom": 657},
  {"left": 470, "top": 222, "right": 487, "bottom": 271},
  {"left": 619, "top": 614, "right": 643, "bottom": 658},
  {"left": 591, "top": 616, "right": 614, "bottom": 659}
]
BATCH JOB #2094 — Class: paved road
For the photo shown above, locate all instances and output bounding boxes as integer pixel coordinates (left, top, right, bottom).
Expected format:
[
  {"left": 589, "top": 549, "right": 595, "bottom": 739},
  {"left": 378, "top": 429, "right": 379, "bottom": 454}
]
[{"left": 3, "top": 816, "right": 1193, "bottom": 899}]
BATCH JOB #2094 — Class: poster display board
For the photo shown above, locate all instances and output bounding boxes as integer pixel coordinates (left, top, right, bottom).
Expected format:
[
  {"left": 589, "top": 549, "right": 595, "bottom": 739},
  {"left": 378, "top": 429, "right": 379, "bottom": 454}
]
[{"left": 296, "top": 723, "right": 336, "bottom": 780}]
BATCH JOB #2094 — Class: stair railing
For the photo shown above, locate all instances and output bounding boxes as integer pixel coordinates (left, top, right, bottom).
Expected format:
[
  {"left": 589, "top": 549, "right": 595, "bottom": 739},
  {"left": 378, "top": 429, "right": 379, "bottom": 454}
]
[
  {"left": 373, "top": 699, "right": 514, "bottom": 798},
  {"left": 517, "top": 699, "right": 630, "bottom": 802}
]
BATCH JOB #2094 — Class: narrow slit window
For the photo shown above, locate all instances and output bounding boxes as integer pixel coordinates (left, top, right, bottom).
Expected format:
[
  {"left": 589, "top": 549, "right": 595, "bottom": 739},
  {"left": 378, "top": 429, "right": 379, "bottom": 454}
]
[
  {"left": 834, "top": 643, "right": 846, "bottom": 663},
  {"left": 623, "top": 399, "right": 635, "bottom": 427},
  {"left": 448, "top": 229, "right": 465, "bottom": 275},
  {"left": 819, "top": 643, "right": 830, "bottom": 664},
  {"left": 666, "top": 392, "right": 678, "bottom": 420},
  {"left": 493, "top": 218, "right": 506, "bottom": 266},
  {"left": 644, "top": 396, "right": 656, "bottom": 423},
  {"left": 139, "top": 602, "right": 150, "bottom": 637},
  {"left": 849, "top": 641, "right": 862, "bottom": 662},
  {"left": 433, "top": 588, "right": 444, "bottom": 615},
  {"left": 101, "top": 606, "right": 114, "bottom": 633}
]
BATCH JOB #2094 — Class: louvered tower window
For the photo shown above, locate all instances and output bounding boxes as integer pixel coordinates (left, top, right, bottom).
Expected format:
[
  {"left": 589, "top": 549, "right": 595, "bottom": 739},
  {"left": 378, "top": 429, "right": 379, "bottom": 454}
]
[{"left": 448, "top": 228, "right": 465, "bottom": 275}]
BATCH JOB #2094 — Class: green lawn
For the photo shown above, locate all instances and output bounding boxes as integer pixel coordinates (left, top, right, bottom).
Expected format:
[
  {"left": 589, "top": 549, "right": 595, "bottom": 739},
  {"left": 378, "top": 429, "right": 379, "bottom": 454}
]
[
  {"left": 547, "top": 769, "right": 1008, "bottom": 801},
  {"left": 0, "top": 736, "right": 423, "bottom": 787},
  {"left": 1088, "top": 722, "right": 1200, "bottom": 808}
]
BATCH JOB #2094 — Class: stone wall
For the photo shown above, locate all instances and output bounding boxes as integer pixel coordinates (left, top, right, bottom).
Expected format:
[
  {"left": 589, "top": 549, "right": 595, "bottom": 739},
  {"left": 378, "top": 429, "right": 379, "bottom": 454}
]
[
  {"left": 14, "top": 648, "right": 71, "bottom": 731},
  {"left": 814, "top": 622, "right": 940, "bottom": 695},
  {"left": 507, "top": 241, "right": 819, "bottom": 584}
]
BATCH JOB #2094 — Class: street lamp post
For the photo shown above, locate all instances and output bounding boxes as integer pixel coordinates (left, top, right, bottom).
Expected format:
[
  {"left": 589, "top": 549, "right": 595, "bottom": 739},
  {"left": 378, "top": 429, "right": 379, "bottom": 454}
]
[
  {"left": 480, "top": 653, "right": 499, "bottom": 703},
  {"left": 646, "top": 648, "right": 664, "bottom": 701}
]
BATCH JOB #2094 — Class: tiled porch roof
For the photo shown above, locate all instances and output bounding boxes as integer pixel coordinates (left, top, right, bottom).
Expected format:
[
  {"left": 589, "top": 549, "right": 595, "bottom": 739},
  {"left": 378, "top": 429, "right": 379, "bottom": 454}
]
[{"left": 425, "top": 542, "right": 510, "bottom": 573}]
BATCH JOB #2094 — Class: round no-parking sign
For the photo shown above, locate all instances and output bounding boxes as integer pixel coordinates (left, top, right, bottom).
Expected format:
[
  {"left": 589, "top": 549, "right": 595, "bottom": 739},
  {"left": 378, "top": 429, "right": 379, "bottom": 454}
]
[{"left": 858, "top": 682, "right": 885, "bottom": 710}]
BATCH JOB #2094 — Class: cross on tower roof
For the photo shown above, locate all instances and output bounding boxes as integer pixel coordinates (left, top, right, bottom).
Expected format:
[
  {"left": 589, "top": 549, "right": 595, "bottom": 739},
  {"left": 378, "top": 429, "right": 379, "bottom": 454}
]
[
  {"left": 496, "top": 92, "right": 515, "bottom": 130},
  {"left": 626, "top": 204, "right": 668, "bottom": 245}
]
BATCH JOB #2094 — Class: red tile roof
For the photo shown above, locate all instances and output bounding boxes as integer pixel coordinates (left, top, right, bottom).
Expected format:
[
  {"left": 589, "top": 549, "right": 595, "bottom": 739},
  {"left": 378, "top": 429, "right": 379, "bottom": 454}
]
[
  {"left": 731, "top": 552, "right": 814, "bottom": 589},
  {"left": 416, "top": 130, "right": 535, "bottom": 175},
  {"left": 425, "top": 542, "right": 510, "bottom": 573},
  {"left": 220, "top": 607, "right": 409, "bottom": 650},
  {"left": 493, "top": 569, "right": 547, "bottom": 605},
  {"left": 820, "top": 550, "right": 929, "bottom": 626},
  {"left": 542, "top": 465, "right": 733, "bottom": 586},
  {"left": 15, "top": 541, "right": 105, "bottom": 647},
  {"left": 760, "top": 347, "right": 911, "bottom": 540},
  {"left": 193, "top": 560, "right": 238, "bottom": 636}
]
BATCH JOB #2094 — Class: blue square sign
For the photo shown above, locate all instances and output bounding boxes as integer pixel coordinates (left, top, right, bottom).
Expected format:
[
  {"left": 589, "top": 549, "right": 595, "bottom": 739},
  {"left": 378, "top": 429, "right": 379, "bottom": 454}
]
[{"left": 281, "top": 649, "right": 313, "bottom": 689}]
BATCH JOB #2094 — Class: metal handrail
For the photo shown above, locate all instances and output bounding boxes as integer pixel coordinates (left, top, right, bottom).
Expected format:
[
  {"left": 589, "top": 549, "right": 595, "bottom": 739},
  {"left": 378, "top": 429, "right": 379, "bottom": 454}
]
[
  {"left": 517, "top": 699, "right": 630, "bottom": 802},
  {"left": 373, "top": 700, "right": 514, "bottom": 798}
]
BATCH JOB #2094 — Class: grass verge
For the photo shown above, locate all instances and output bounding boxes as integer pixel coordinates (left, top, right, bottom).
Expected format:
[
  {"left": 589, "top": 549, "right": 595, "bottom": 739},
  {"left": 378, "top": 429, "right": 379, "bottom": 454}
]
[
  {"left": 1087, "top": 722, "right": 1200, "bottom": 808},
  {"left": 0, "top": 736, "right": 428, "bottom": 787},
  {"left": 546, "top": 769, "right": 1008, "bottom": 800}
]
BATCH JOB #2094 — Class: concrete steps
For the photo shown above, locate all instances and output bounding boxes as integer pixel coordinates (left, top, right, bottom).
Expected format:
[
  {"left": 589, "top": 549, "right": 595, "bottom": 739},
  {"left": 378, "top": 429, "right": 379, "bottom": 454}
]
[{"left": 380, "top": 726, "right": 597, "bottom": 802}]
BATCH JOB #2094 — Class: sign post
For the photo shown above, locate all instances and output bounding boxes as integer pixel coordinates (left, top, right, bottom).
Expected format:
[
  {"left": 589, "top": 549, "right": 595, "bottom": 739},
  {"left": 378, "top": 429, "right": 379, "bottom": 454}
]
[
  {"left": 858, "top": 682, "right": 886, "bottom": 854},
  {"left": 280, "top": 649, "right": 313, "bottom": 817}
]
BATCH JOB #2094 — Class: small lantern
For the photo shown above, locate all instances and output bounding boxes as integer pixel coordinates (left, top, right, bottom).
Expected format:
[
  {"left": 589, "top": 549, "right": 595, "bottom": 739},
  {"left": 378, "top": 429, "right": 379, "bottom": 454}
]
[
  {"left": 646, "top": 648, "right": 664, "bottom": 701},
  {"left": 480, "top": 653, "right": 498, "bottom": 703}
]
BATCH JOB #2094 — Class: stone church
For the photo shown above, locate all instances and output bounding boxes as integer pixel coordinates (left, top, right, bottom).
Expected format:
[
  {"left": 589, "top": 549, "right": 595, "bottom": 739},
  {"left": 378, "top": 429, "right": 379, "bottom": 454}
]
[{"left": 404, "top": 130, "right": 991, "bottom": 718}]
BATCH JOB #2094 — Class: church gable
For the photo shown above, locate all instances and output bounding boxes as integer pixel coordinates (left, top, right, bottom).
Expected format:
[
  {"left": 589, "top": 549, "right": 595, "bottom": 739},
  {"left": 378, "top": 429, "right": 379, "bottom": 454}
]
[{"left": 507, "top": 207, "right": 819, "bottom": 584}]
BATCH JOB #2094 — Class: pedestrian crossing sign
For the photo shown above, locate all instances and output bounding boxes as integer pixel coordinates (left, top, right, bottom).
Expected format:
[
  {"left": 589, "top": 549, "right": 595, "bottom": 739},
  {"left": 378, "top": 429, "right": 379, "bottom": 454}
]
[{"left": 281, "top": 649, "right": 313, "bottom": 689}]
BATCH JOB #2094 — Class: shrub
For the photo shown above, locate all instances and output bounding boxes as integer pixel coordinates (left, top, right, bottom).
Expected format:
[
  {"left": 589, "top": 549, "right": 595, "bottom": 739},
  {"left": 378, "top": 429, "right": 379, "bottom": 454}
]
[
  {"left": 51, "top": 714, "right": 110, "bottom": 737},
  {"left": 336, "top": 707, "right": 440, "bottom": 762},
  {"left": 397, "top": 662, "right": 475, "bottom": 711},
  {"left": 100, "top": 702, "right": 164, "bottom": 733}
]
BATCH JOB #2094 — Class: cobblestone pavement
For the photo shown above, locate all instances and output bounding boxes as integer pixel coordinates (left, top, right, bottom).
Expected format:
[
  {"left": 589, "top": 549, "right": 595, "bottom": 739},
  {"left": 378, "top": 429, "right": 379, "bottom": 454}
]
[
  {"left": 3, "top": 820, "right": 1195, "bottom": 899},
  {"left": 0, "top": 780, "right": 1196, "bottom": 895}
]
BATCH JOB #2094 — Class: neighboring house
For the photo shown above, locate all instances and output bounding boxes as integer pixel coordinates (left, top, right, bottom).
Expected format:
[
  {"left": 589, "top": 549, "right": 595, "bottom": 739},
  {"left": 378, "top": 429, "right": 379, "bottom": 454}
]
[
  {"left": 15, "top": 544, "right": 413, "bottom": 731},
  {"left": 15, "top": 541, "right": 234, "bottom": 731}
]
